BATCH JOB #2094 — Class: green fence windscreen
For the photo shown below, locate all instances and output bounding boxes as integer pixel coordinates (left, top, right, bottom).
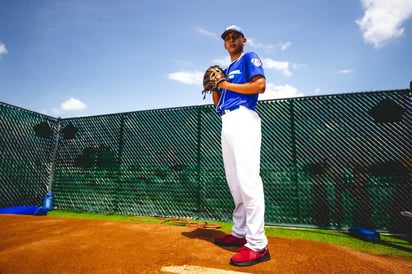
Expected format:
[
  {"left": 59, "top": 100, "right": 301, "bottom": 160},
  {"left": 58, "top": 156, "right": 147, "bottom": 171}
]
[
  {"left": 1, "top": 89, "right": 411, "bottom": 233},
  {"left": 0, "top": 104, "right": 58, "bottom": 206}
]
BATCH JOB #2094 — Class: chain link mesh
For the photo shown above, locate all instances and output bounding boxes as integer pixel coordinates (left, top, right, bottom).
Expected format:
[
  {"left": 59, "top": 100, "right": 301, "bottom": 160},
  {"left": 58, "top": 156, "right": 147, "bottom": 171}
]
[
  {"left": 1, "top": 89, "right": 411, "bottom": 233},
  {"left": 0, "top": 104, "right": 58, "bottom": 206}
]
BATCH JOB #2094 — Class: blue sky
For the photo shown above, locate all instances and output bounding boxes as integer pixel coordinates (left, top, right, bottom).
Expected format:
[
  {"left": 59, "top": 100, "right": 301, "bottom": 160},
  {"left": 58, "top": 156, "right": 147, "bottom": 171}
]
[{"left": 1, "top": 0, "right": 411, "bottom": 118}]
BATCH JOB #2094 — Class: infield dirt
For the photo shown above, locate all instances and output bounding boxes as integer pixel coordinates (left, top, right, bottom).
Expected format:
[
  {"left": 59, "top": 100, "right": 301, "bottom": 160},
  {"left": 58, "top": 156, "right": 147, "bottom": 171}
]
[{"left": 0, "top": 215, "right": 411, "bottom": 273}]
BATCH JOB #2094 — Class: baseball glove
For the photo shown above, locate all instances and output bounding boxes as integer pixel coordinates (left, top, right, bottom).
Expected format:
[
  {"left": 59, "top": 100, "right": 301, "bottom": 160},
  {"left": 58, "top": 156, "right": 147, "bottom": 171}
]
[{"left": 202, "top": 65, "right": 226, "bottom": 98}]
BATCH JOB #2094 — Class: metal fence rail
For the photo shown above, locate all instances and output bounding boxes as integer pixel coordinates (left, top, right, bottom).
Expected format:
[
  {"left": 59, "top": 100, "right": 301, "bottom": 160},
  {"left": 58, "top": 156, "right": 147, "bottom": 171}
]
[{"left": 1, "top": 88, "right": 410, "bottom": 233}]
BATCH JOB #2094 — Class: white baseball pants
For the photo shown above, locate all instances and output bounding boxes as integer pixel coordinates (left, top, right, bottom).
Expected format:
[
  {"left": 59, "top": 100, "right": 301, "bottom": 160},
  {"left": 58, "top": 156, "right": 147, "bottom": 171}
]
[{"left": 221, "top": 106, "right": 268, "bottom": 251}]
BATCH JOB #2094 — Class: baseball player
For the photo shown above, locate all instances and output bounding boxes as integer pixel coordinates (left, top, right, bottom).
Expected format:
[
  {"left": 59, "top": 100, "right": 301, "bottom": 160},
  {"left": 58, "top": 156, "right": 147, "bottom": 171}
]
[{"left": 212, "top": 25, "right": 270, "bottom": 266}]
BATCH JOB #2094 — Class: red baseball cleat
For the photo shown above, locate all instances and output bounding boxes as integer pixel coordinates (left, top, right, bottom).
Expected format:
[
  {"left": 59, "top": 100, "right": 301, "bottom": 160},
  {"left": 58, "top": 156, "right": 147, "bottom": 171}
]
[
  {"left": 230, "top": 246, "right": 271, "bottom": 266},
  {"left": 214, "top": 234, "right": 247, "bottom": 247}
]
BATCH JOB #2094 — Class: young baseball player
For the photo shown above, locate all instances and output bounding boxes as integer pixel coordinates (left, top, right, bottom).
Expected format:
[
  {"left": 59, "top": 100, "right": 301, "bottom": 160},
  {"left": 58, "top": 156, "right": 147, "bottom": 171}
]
[{"left": 212, "top": 25, "right": 270, "bottom": 266}]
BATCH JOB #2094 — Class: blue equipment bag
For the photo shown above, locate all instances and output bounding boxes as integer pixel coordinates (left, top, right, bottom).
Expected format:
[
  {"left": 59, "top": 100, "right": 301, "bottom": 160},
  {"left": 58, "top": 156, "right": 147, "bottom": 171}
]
[
  {"left": 0, "top": 206, "right": 48, "bottom": 216},
  {"left": 349, "top": 226, "right": 380, "bottom": 243}
]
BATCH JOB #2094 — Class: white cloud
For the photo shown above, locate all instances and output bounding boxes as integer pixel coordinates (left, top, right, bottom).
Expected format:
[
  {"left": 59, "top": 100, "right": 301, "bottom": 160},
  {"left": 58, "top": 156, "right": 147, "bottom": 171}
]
[
  {"left": 61, "top": 97, "right": 87, "bottom": 111},
  {"left": 356, "top": 0, "right": 412, "bottom": 48},
  {"left": 247, "top": 39, "right": 291, "bottom": 53},
  {"left": 0, "top": 42, "right": 8, "bottom": 56},
  {"left": 247, "top": 38, "right": 272, "bottom": 49},
  {"left": 259, "top": 83, "right": 304, "bottom": 101},
  {"left": 280, "top": 41, "right": 292, "bottom": 51},
  {"left": 262, "top": 58, "right": 292, "bottom": 76},
  {"left": 52, "top": 97, "right": 87, "bottom": 116},
  {"left": 168, "top": 71, "right": 203, "bottom": 85},
  {"left": 247, "top": 38, "right": 278, "bottom": 53},
  {"left": 337, "top": 69, "right": 353, "bottom": 74},
  {"left": 195, "top": 27, "right": 216, "bottom": 37}
]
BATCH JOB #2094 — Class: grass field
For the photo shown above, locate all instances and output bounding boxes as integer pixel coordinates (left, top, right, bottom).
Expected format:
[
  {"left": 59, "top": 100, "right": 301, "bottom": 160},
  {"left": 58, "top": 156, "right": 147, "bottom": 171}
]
[{"left": 47, "top": 210, "right": 412, "bottom": 259}]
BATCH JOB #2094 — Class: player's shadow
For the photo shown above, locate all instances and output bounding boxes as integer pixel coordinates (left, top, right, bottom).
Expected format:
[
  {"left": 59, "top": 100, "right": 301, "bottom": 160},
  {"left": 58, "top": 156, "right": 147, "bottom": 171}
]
[{"left": 181, "top": 228, "right": 238, "bottom": 251}]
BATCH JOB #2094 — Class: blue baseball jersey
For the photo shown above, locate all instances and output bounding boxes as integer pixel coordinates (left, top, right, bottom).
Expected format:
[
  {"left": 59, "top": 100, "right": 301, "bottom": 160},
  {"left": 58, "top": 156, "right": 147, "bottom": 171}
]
[{"left": 216, "top": 51, "right": 265, "bottom": 114}]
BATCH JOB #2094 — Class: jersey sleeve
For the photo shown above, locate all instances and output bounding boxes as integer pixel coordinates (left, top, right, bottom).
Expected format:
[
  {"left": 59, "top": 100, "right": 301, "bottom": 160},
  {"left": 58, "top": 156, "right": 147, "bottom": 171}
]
[{"left": 245, "top": 52, "right": 265, "bottom": 81}]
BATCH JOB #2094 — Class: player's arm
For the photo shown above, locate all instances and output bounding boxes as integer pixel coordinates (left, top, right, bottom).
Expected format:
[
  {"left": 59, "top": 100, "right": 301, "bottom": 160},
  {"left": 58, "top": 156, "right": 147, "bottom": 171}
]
[{"left": 218, "top": 75, "right": 265, "bottom": 95}]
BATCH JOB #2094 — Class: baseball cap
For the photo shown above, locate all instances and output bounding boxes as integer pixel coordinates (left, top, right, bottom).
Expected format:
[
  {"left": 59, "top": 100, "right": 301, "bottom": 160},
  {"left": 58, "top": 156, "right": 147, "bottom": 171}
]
[{"left": 221, "top": 25, "right": 245, "bottom": 39}]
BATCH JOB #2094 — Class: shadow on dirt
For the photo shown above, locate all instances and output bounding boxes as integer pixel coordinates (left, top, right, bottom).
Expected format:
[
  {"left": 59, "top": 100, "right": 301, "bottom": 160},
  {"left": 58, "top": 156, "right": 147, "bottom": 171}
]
[{"left": 181, "top": 228, "right": 238, "bottom": 251}]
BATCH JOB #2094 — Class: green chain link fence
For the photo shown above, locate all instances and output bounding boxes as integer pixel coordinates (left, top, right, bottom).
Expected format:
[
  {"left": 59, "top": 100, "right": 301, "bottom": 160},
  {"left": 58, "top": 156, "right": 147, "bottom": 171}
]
[
  {"left": 1, "top": 88, "right": 411, "bottom": 233},
  {"left": 1, "top": 104, "right": 58, "bottom": 206}
]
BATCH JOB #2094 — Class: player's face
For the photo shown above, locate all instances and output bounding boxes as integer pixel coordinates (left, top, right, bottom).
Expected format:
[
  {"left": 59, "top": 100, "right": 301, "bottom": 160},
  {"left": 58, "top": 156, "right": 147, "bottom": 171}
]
[{"left": 224, "top": 32, "right": 246, "bottom": 56}]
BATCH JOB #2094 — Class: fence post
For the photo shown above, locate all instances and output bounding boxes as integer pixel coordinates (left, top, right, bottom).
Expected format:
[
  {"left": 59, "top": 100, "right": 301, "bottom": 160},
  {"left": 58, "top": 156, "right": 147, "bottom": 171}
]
[{"left": 47, "top": 118, "right": 61, "bottom": 192}]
